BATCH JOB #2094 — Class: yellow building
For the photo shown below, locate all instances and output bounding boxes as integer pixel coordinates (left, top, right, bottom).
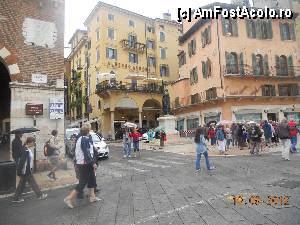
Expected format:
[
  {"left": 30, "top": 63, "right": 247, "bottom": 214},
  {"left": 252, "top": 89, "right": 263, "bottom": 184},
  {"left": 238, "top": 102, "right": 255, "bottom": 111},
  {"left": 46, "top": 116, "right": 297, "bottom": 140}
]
[
  {"left": 169, "top": 2, "right": 300, "bottom": 131},
  {"left": 68, "top": 2, "right": 182, "bottom": 139}
]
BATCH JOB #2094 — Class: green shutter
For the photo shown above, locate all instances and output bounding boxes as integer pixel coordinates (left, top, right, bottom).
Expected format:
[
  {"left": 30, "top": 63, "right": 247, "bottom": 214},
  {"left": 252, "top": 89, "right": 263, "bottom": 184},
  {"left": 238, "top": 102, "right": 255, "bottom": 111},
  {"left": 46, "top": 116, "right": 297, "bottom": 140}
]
[
  {"left": 221, "top": 17, "right": 226, "bottom": 35},
  {"left": 252, "top": 54, "right": 257, "bottom": 75},
  {"left": 267, "top": 20, "right": 273, "bottom": 39},
  {"left": 195, "top": 67, "right": 198, "bottom": 83},
  {"left": 207, "top": 26, "right": 211, "bottom": 44},
  {"left": 245, "top": 19, "right": 251, "bottom": 38},
  {"left": 279, "top": 23, "right": 284, "bottom": 40},
  {"left": 188, "top": 43, "right": 192, "bottom": 57},
  {"left": 255, "top": 20, "right": 262, "bottom": 39},
  {"left": 201, "top": 31, "right": 204, "bottom": 48},
  {"left": 202, "top": 61, "right": 206, "bottom": 78},
  {"left": 239, "top": 53, "right": 244, "bottom": 75},
  {"left": 262, "top": 85, "right": 266, "bottom": 96},
  {"left": 190, "top": 70, "right": 193, "bottom": 85},
  {"left": 290, "top": 23, "right": 296, "bottom": 41},
  {"left": 206, "top": 58, "right": 211, "bottom": 77},
  {"left": 287, "top": 55, "right": 294, "bottom": 76},
  {"left": 292, "top": 84, "right": 299, "bottom": 95},
  {"left": 225, "top": 51, "right": 230, "bottom": 73},
  {"left": 193, "top": 39, "right": 196, "bottom": 54},
  {"left": 271, "top": 85, "right": 276, "bottom": 96},
  {"left": 275, "top": 55, "right": 280, "bottom": 76},
  {"left": 232, "top": 19, "right": 238, "bottom": 36},
  {"left": 263, "top": 55, "right": 269, "bottom": 76}
]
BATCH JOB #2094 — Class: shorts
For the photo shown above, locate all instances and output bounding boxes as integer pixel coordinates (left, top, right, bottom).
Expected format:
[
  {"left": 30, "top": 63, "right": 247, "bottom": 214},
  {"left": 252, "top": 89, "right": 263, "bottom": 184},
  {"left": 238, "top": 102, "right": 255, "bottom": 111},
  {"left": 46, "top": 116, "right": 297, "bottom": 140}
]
[{"left": 48, "top": 155, "right": 59, "bottom": 167}]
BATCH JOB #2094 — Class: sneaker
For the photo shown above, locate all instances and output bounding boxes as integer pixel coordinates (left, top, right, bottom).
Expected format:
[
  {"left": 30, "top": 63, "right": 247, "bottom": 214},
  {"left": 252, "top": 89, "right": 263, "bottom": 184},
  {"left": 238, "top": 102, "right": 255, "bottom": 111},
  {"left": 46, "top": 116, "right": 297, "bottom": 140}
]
[
  {"left": 208, "top": 166, "right": 215, "bottom": 170},
  {"left": 12, "top": 198, "right": 24, "bottom": 203},
  {"left": 195, "top": 169, "right": 201, "bottom": 172},
  {"left": 123, "top": 155, "right": 127, "bottom": 158},
  {"left": 89, "top": 197, "right": 102, "bottom": 203},
  {"left": 64, "top": 197, "right": 74, "bottom": 209},
  {"left": 38, "top": 194, "right": 48, "bottom": 200}
]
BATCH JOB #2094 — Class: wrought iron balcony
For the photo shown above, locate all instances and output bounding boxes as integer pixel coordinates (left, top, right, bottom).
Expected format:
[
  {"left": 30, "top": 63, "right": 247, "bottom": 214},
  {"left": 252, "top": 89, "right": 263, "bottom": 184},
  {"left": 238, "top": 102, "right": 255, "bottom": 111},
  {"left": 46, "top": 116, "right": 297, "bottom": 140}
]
[
  {"left": 120, "top": 39, "right": 146, "bottom": 53},
  {"left": 96, "top": 82, "right": 163, "bottom": 97}
]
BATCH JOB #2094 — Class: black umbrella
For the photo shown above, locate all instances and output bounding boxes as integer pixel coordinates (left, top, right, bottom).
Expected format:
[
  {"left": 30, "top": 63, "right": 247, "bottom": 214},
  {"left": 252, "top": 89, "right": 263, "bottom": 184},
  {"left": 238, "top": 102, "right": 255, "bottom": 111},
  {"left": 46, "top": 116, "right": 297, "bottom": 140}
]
[{"left": 10, "top": 127, "right": 40, "bottom": 134}]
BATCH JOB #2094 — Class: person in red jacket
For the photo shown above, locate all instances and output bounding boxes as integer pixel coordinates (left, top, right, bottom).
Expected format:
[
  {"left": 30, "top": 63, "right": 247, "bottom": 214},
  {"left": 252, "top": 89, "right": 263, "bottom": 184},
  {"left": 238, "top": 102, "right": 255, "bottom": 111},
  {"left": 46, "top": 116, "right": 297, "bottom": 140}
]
[
  {"left": 208, "top": 126, "right": 216, "bottom": 146},
  {"left": 129, "top": 128, "right": 142, "bottom": 157}
]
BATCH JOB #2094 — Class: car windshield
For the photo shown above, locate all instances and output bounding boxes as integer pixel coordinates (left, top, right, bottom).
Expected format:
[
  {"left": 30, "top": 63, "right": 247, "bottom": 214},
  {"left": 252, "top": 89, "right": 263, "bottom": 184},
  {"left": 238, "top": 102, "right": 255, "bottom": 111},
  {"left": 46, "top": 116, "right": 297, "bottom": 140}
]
[
  {"left": 66, "top": 129, "right": 80, "bottom": 139},
  {"left": 91, "top": 133, "right": 101, "bottom": 142}
]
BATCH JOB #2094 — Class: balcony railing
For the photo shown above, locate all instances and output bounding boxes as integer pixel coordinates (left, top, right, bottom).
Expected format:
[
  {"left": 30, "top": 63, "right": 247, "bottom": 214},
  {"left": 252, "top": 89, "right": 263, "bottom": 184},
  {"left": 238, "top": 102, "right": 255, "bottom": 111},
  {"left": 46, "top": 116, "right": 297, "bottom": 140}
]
[
  {"left": 120, "top": 39, "right": 146, "bottom": 53},
  {"left": 223, "top": 64, "right": 300, "bottom": 78},
  {"left": 96, "top": 82, "right": 163, "bottom": 96}
]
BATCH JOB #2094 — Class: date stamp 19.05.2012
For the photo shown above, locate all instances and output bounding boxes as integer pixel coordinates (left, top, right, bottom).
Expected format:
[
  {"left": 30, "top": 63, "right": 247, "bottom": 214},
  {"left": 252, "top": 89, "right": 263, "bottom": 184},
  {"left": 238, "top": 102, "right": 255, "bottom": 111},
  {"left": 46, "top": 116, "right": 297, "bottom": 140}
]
[{"left": 232, "top": 195, "right": 290, "bottom": 206}]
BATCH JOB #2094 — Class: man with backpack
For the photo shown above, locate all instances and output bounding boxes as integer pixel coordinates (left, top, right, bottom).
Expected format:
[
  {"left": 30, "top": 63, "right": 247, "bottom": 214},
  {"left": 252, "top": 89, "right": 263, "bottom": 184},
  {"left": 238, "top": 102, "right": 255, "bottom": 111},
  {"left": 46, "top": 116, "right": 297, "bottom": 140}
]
[
  {"left": 277, "top": 119, "right": 291, "bottom": 161},
  {"left": 250, "top": 124, "right": 262, "bottom": 155},
  {"left": 46, "top": 130, "right": 62, "bottom": 180}
]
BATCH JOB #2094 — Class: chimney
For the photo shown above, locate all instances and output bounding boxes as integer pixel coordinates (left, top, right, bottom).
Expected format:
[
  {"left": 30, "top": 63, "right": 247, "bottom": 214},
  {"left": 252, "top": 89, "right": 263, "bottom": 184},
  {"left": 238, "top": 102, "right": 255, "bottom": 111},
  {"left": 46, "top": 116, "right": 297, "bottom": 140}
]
[{"left": 163, "top": 12, "right": 171, "bottom": 21}]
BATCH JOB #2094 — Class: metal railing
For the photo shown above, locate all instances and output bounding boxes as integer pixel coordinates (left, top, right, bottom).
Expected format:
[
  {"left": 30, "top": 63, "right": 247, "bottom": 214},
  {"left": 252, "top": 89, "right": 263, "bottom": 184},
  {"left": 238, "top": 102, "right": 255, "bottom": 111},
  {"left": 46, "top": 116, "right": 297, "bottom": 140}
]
[
  {"left": 96, "top": 82, "right": 164, "bottom": 95},
  {"left": 120, "top": 39, "right": 146, "bottom": 53}
]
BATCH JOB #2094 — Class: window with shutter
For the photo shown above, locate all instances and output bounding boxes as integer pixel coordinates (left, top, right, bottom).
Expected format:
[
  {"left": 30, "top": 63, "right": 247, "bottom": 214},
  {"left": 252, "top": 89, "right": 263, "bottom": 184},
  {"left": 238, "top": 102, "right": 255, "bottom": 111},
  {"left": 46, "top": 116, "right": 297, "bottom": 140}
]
[
  {"left": 289, "top": 23, "right": 296, "bottom": 40},
  {"left": 190, "top": 70, "right": 193, "bottom": 85},
  {"left": 201, "top": 31, "right": 205, "bottom": 48},
  {"left": 282, "top": 23, "right": 290, "bottom": 40},
  {"left": 252, "top": 53, "right": 257, "bottom": 75},
  {"left": 256, "top": 20, "right": 262, "bottom": 39},
  {"left": 194, "top": 67, "right": 198, "bottom": 83},
  {"left": 239, "top": 53, "right": 244, "bottom": 75},
  {"left": 227, "top": 52, "right": 238, "bottom": 74},
  {"left": 263, "top": 55, "right": 269, "bottom": 76},
  {"left": 232, "top": 19, "right": 238, "bottom": 36},
  {"left": 261, "top": 21, "right": 268, "bottom": 39},
  {"left": 279, "top": 23, "right": 284, "bottom": 40},
  {"left": 202, "top": 61, "right": 206, "bottom": 78},
  {"left": 287, "top": 55, "right": 294, "bottom": 76},
  {"left": 275, "top": 55, "right": 280, "bottom": 76},
  {"left": 221, "top": 17, "right": 227, "bottom": 35},
  {"left": 279, "top": 55, "right": 288, "bottom": 76},
  {"left": 266, "top": 20, "right": 273, "bottom": 39},
  {"left": 192, "top": 39, "right": 196, "bottom": 55},
  {"left": 207, "top": 26, "right": 211, "bottom": 44},
  {"left": 206, "top": 58, "right": 211, "bottom": 77},
  {"left": 245, "top": 19, "right": 251, "bottom": 38}
]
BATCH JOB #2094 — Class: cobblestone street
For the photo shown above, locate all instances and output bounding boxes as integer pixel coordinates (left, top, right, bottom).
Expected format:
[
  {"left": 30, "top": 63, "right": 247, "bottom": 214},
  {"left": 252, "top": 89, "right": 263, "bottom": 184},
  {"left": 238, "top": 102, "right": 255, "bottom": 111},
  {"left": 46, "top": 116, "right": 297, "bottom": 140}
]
[{"left": 0, "top": 145, "right": 299, "bottom": 225}]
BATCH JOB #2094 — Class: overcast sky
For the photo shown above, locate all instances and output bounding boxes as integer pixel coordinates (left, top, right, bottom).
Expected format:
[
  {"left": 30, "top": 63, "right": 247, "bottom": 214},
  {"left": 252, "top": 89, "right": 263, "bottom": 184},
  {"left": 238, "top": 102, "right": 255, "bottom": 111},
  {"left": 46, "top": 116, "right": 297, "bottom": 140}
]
[{"left": 64, "top": 0, "right": 232, "bottom": 57}]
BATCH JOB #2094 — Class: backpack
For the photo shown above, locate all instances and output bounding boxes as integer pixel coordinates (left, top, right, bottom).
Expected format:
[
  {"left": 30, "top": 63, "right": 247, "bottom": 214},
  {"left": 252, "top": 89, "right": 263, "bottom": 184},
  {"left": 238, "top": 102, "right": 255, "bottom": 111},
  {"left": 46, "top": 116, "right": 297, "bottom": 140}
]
[{"left": 43, "top": 140, "right": 54, "bottom": 157}]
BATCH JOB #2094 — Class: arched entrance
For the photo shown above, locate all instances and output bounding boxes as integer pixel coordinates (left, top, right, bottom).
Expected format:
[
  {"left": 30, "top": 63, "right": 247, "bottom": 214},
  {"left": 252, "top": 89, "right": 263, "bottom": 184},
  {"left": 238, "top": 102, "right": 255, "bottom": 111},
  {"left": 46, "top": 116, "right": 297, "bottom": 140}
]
[
  {"left": 0, "top": 59, "right": 11, "bottom": 162},
  {"left": 142, "top": 99, "right": 161, "bottom": 129}
]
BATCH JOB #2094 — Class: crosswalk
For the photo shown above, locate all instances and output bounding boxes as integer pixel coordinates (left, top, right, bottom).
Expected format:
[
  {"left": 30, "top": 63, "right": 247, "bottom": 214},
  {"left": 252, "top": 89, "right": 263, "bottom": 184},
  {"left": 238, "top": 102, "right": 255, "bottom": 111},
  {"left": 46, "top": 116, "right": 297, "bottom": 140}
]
[{"left": 98, "top": 155, "right": 188, "bottom": 178}]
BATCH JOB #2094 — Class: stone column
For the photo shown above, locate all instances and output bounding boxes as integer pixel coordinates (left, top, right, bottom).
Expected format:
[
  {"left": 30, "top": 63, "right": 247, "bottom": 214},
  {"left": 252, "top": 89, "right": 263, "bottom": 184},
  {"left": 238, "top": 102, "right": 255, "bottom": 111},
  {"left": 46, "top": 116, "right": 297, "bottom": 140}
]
[
  {"left": 110, "top": 111, "right": 115, "bottom": 140},
  {"left": 184, "top": 116, "right": 188, "bottom": 131},
  {"left": 262, "top": 110, "right": 268, "bottom": 121},
  {"left": 139, "top": 111, "right": 142, "bottom": 128},
  {"left": 278, "top": 110, "right": 285, "bottom": 122}
]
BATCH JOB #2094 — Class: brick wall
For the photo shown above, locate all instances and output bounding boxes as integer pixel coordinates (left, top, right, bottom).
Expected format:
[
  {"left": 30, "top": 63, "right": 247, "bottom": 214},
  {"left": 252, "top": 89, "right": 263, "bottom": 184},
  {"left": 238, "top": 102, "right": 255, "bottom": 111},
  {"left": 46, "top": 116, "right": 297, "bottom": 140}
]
[{"left": 0, "top": 0, "right": 65, "bottom": 84}]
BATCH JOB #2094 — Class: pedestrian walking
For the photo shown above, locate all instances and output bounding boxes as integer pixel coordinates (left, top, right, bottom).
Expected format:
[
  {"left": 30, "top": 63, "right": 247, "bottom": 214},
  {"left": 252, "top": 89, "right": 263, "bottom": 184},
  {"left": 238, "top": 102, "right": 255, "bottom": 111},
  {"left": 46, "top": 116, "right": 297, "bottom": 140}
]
[
  {"left": 277, "top": 119, "right": 291, "bottom": 161},
  {"left": 159, "top": 130, "right": 166, "bottom": 148},
  {"left": 129, "top": 127, "right": 142, "bottom": 157},
  {"left": 237, "top": 123, "right": 245, "bottom": 150},
  {"left": 231, "top": 123, "right": 237, "bottom": 147},
  {"left": 289, "top": 125, "right": 298, "bottom": 153},
  {"left": 122, "top": 128, "right": 131, "bottom": 158},
  {"left": 262, "top": 120, "right": 272, "bottom": 147},
  {"left": 194, "top": 126, "right": 214, "bottom": 172},
  {"left": 11, "top": 133, "right": 23, "bottom": 164},
  {"left": 216, "top": 126, "right": 226, "bottom": 154},
  {"left": 225, "top": 126, "right": 232, "bottom": 149},
  {"left": 64, "top": 123, "right": 101, "bottom": 208},
  {"left": 208, "top": 126, "right": 216, "bottom": 146},
  {"left": 12, "top": 137, "right": 47, "bottom": 203},
  {"left": 250, "top": 124, "right": 262, "bottom": 155},
  {"left": 47, "top": 130, "right": 62, "bottom": 180}
]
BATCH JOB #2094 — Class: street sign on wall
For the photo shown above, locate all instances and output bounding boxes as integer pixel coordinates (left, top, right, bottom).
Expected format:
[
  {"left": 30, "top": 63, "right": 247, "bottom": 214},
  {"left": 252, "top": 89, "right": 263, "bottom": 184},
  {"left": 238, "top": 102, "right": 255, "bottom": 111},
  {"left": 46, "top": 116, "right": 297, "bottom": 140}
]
[
  {"left": 32, "top": 74, "right": 47, "bottom": 84},
  {"left": 25, "top": 104, "right": 43, "bottom": 115},
  {"left": 49, "top": 98, "right": 64, "bottom": 120}
]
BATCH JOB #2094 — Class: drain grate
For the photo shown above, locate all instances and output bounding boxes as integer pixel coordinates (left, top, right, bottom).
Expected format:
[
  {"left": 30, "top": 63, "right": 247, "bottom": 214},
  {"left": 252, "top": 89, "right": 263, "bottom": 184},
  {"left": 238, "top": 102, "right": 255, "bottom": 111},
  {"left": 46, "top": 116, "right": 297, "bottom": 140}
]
[{"left": 270, "top": 179, "right": 300, "bottom": 189}]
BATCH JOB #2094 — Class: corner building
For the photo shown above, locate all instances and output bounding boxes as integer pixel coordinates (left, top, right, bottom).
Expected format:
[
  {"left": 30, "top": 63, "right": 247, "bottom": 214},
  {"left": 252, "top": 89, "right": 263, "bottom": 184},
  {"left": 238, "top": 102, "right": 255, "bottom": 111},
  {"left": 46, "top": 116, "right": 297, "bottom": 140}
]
[
  {"left": 67, "top": 2, "right": 182, "bottom": 139},
  {"left": 170, "top": 2, "right": 300, "bottom": 131},
  {"left": 0, "top": 0, "right": 65, "bottom": 160}
]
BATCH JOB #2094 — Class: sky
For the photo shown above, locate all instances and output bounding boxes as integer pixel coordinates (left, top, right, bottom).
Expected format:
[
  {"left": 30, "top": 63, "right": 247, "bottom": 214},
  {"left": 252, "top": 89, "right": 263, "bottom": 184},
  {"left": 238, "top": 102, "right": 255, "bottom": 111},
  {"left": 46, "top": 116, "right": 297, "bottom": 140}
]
[{"left": 64, "top": 0, "right": 231, "bottom": 57}]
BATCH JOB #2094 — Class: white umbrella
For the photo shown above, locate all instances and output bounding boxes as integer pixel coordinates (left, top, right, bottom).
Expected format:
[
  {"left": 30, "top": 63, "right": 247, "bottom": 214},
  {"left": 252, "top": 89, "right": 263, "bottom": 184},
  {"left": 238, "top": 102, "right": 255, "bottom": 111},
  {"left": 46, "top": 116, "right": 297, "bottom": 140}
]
[
  {"left": 97, "top": 72, "right": 116, "bottom": 83},
  {"left": 125, "top": 74, "right": 146, "bottom": 80},
  {"left": 143, "top": 77, "right": 163, "bottom": 83},
  {"left": 122, "top": 122, "right": 137, "bottom": 128}
]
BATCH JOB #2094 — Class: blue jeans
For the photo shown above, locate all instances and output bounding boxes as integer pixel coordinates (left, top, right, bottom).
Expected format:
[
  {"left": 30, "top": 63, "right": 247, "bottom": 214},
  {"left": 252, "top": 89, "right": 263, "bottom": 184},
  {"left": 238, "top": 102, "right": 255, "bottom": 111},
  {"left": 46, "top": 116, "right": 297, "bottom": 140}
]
[
  {"left": 211, "top": 137, "right": 216, "bottom": 145},
  {"left": 195, "top": 151, "right": 211, "bottom": 170},
  {"left": 123, "top": 142, "right": 131, "bottom": 156},
  {"left": 133, "top": 141, "right": 139, "bottom": 152}
]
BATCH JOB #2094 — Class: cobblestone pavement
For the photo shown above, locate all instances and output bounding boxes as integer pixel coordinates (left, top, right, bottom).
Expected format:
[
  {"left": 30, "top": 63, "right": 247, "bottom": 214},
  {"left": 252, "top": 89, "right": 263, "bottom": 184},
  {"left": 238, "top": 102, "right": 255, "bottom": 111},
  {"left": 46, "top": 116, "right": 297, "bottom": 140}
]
[{"left": 0, "top": 146, "right": 299, "bottom": 225}]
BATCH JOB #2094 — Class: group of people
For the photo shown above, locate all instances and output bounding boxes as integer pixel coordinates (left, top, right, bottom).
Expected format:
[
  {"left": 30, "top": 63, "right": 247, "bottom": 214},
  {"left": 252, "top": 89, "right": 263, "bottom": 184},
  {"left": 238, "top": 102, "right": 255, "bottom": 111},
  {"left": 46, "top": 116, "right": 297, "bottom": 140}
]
[
  {"left": 122, "top": 127, "right": 142, "bottom": 158},
  {"left": 205, "top": 119, "right": 299, "bottom": 155},
  {"left": 194, "top": 119, "right": 299, "bottom": 171}
]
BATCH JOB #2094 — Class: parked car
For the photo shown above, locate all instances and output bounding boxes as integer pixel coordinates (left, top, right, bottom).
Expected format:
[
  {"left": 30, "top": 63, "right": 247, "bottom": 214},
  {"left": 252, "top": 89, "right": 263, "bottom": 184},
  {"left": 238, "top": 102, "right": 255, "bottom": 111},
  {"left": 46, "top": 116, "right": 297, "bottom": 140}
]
[
  {"left": 65, "top": 128, "right": 80, "bottom": 158},
  {"left": 91, "top": 132, "right": 109, "bottom": 159}
]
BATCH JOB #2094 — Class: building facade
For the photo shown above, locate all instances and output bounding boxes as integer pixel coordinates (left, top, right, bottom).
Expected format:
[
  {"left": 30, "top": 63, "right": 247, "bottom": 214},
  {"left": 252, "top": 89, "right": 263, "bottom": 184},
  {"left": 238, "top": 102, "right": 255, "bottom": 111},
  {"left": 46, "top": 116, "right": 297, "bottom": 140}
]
[
  {"left": 169, "top": 3, "right": 300, "bottom": 131},
  {"left": 67, "top": 2, "right": 181, "bottom": 139},
  {"left": 0, "top": 0, "right": 65, "bottom": 161}
]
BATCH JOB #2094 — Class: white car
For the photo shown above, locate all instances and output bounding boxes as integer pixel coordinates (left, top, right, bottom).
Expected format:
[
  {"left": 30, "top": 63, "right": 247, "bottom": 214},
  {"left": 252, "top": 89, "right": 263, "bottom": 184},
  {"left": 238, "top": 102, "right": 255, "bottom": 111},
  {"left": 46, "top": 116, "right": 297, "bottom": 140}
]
[
  {"left": 142, "top": 133, "right": 148, "bottom": 142},
  {"left": 90, "top": 132, "right": 109, "bottom": 159}
]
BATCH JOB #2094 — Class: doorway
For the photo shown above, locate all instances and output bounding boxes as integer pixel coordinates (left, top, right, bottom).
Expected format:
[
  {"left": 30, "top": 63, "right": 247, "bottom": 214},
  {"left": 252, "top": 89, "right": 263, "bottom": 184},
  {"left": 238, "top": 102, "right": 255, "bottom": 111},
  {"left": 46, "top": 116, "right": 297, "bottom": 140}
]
[
  {"left": 267, "top": 113, "right": 277, "bottom": 122},
  {"left": 0, "top": 60, "right": 11, "bottom": 162}
]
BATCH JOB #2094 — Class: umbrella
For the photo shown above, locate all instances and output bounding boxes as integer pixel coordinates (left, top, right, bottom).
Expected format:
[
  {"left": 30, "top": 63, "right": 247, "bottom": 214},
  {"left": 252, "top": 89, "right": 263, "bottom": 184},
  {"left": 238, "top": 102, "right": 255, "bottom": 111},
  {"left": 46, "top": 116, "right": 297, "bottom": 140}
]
[
  {"left": 97, "top": 72, "right": 116, "bottom": 83},
  {"left": 288, "top": 120, "right": 297, "bottom": 127},
  {"left": 10, "top": 127, "right": 40, "bottom": 134},
  {"left": 216, "top": 120, "right": 232, "bottom": 126},
  {"left": 143, "top": 77, "right": 163, "bottom": 83},
  {"left": 122, "top": 122, "right": 137, "bottom": 128},
  {"left": 125, "top": 74, "right": 146, "bottom": 80}
]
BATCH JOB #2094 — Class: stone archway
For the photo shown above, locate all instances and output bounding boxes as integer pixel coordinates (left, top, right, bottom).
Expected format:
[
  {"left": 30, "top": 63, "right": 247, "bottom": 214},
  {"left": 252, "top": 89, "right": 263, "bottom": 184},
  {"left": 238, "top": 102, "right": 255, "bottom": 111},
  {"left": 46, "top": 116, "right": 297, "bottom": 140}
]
[{"left": 0, "top": 45, "right": 21, "bottom": 81}]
